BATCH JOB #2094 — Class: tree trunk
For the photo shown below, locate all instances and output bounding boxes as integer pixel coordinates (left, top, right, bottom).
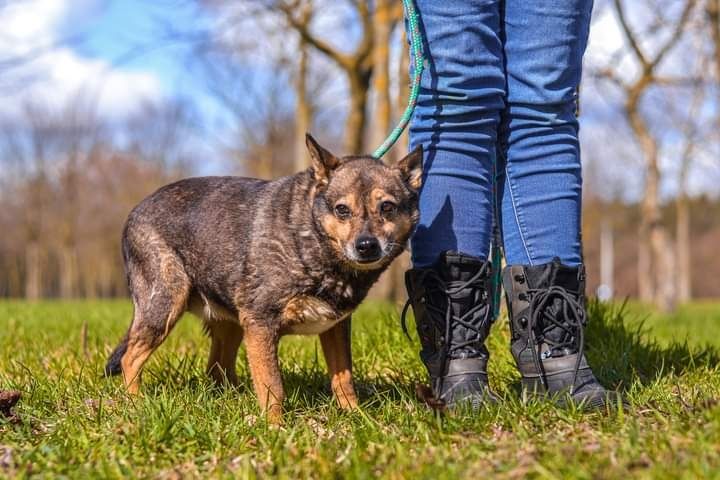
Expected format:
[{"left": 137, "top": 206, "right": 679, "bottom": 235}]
[
  {"left": 676, "top": 192, "right": 691, "bottom": 302},
  {"left": 599, "top": 219, "right": 614, "bottom": 300},
  {"left": 293, "top": 2, "right": 313, "bottom": 172},
  {"left": 372, "top": 0, "right": 394, "bottom": 160},
  {"left": 345, "top": 69, "right": 372, "bottom": 155},
  {"left": 397, "top": 29, "right": 411, "bottom": 155},
  {"left": 5, "top": 256, "right": 23, "bottom": 297},
  {"left": 628, "top": 99, "right": 676, "bottom": 311},
  {"left": 25, "top": 242, "right": 41, "bottom": 300},
  {"left": 708, "top": 0, "right": 720, "bottom": 82},
  {"left": 59, "top": 245, "right": 78, "bottom": 299},
  {"left": 294, "top": 40, "right": 312, "bottom": 171}
]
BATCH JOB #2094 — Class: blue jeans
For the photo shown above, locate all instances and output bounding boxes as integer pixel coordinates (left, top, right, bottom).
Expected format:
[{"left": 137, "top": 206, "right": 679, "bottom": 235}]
[{"left": 408, "top": 0, "right": 593, "bottom": 268}]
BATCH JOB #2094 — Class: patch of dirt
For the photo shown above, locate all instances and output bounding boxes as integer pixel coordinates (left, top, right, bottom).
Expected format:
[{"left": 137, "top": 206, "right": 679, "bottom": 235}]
[{"left": 0, "top": 391, "right": 21, "bottom": 421}]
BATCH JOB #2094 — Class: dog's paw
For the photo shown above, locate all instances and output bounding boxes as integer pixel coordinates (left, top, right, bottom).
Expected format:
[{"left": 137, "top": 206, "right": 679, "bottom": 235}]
[{"left": 335, "top": 393, "right": 359, "bottom": 411}]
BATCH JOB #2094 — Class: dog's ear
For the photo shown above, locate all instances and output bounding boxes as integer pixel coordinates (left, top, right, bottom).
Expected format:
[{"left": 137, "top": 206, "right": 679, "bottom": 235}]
[
  {"left": 395, "top": 145, "right": 423, "bottom": 191},
  {"left": 306, "top": 134, "right": 340, "bottom": 185}
]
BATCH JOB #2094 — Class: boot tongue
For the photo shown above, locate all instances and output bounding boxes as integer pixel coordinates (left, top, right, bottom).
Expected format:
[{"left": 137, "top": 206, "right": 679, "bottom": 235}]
[
  {"left": 524, "top": 258, "right": 583, "bottom": 356},
  {"left": 435, "top": 251, "right": 486, "bottom": 281},
  {"left": 434, "top": 251, "right": 487, "bottom": 317},
  {"left": 525, "top": 257, "right": 581, "bottom": 292}
]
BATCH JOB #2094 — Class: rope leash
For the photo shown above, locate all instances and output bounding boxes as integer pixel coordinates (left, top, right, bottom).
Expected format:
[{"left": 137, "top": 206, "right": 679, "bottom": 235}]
[
  {"left": 370, "top": 0, "right": 503, "bottom": 321},
  {"left": 371, "top": 0, "right": 424, "bottom": 160}
]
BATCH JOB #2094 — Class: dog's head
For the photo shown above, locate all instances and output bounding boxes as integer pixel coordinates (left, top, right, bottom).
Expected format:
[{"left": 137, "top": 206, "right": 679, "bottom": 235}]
[{"left": 307, "top": 134, "right": 422, "bottom": 271}]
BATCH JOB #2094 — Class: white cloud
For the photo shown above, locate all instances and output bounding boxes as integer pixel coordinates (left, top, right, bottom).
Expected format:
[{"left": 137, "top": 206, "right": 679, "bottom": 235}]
[
  {"left": 0, "top": 0, "right": 163, "bottom": 119},
  {"left": 585, "top": 7, "right": 640, "bottom": 82},
  {"left": 0, "top": 0, "right": 66, "bottom": 53}
]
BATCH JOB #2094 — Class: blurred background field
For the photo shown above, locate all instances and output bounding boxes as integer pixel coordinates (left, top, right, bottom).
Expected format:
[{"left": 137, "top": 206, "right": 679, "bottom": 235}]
[{"left": 0, "top": 0, "right": 717, "bottom": 312}]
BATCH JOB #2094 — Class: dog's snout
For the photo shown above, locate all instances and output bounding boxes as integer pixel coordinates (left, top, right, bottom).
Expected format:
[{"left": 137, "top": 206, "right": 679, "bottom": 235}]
[{"left": 355, "top": 235, "right": 381, "bottom": 261}]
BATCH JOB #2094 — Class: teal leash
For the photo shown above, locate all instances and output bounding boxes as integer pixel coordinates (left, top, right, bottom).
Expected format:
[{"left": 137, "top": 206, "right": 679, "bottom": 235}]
[
  {"left": 371, "top": 0, "right": 504, "bottom": 321},
  {"left": 371, "top": 0, "right": 424, "bottom": 160}
]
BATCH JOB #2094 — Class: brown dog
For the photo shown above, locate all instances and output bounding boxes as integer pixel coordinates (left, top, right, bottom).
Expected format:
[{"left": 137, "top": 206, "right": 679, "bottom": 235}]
[{"left": 105, "top": 135, "right": 422, "bottom": 421}]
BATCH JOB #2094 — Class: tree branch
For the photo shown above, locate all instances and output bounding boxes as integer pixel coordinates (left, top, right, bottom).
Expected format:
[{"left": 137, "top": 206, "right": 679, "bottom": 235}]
[
  {"left": 590, "top": 66, "right": 630, "bottom": 89},
  {"left": 275, "top": 0, "right": 353, "bottom": 71},
  {"left": 613, "top": 0, "right": 650, "bottom": 67},
  {"left": 650, "top": 0, "right": 697, "bottom": 69},
  {"left": 655, "top": 75, "right": 710, "bottom": 86},
  {"left": 353, "top": 0, "right": 374, "bottom": 70}
]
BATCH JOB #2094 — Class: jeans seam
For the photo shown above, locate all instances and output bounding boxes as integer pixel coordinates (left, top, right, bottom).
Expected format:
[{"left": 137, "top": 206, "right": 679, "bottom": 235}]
[{"left": 505, "top": 163, "right": 534, "bottom": 265}]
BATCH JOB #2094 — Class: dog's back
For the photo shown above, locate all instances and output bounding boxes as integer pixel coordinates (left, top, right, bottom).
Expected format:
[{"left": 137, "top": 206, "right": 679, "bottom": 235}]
[{"left": 123, "top": 175, "right": 268, "bottom": 272}]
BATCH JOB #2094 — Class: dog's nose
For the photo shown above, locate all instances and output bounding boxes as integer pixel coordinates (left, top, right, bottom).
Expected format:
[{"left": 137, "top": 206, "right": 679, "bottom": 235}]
[{"left": 355, "top": 236, "right": 381, "bottom": 260}]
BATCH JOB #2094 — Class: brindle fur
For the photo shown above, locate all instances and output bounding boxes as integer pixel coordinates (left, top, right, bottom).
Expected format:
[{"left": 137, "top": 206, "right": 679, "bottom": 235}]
[{"left": 105, "top": 135, "right": 422, "bottom": 422}]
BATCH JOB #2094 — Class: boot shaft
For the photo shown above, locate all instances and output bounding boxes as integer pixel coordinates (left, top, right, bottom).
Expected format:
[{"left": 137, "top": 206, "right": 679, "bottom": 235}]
[
  {"left": 503, "top": 258, "right": 586, "bottom": 360},
  {"left": 404, "top": 251, "right": 497, "bottom": 406},
  {"left": 502, "top": 258, "right": 613, "bottom": 407},
  {"left": 405, "top": 252, "right": 494, "bottom": 367}
]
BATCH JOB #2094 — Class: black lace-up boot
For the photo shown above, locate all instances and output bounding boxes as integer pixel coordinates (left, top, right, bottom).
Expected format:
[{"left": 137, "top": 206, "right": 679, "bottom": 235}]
[
  {"left": 503, "top": 258, "right": 614, "bottom": 409},
  {"left": 402, "top": 251, "right": 498, "bottom": 408}
]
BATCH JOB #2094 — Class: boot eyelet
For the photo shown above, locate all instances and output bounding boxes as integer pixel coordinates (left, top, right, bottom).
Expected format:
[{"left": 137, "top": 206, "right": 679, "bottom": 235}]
[
  {"left": 514, "top": 274, "right": 525, "bottom": 283},
  {"left": 518, "top": 293, "right": 528, "bottom": 301},
  {"left": 519, "top": 317, "right": 528, "bottom": 328}
]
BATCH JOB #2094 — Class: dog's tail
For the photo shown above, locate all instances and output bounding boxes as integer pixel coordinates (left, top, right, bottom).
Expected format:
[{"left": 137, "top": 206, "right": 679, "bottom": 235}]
[{"left": 104, "top": 332, "right": 129, "bottom": 377}]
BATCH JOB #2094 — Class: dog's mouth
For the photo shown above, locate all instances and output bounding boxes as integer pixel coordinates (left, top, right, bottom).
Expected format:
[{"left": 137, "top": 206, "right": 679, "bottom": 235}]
[
  {"left": 343, "top": 241, "right": 403, "bottom": 271},
  {"left": 348, "top": 257, "right": 387, "bottom": 271},
  {"left": 344, "top": 247, "right": 388, "bottom": 270}
]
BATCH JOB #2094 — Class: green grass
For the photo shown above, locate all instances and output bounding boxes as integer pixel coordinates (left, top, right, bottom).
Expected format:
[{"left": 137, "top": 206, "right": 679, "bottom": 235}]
[
  {"left": 1, "top": 299, "right": 720, "bottom": 479},
  {"left": 621, "top": 301, "right": 720, "bottom": 349}
]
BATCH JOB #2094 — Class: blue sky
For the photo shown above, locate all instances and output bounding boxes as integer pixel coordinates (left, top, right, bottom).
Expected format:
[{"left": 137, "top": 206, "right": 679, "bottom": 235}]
[{"left": 71, "top": 0, "right": 206, "bottom": 99}]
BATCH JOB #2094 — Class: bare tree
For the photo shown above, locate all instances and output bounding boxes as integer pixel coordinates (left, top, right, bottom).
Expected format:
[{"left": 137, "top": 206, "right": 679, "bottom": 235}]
[
  {"left": 708, "top": 0, "right": 720, "bottom": 82},
  {"left": 276, "top": 0, "right": 375, "bottom": 153},
  {"left": 293, "top": 1, "right": 314, "bottom": 170},
  {"left": 0, "top": 95, "right": 194, "bottom": 299},
  {"left": 596, "top": 0, "right": 698, "bottom": 311},
  {"left": 0, "top": 104, "right": 59, "bottom": 299},
  {"left": 371, "top": 0, "right": 403, "bottom": 160}
]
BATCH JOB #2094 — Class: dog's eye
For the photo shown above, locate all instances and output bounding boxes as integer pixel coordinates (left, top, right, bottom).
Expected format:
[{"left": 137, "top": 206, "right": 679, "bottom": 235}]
[
  {"left": 380, "top": 201, "right": 397, "bottom": 217},
  {"left": 334, "top": 204, "right": 352, "bottom": 219}
]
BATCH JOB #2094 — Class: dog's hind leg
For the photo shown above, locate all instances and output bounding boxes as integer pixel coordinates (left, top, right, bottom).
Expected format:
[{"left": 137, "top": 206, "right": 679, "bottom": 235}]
[
  {"left": 119, "top": 228, "right": 191, "bottom": 394},
  {"left": 206, "top": 321, "right": 243, "bottom": 387},
  {"left": 122, "top": 289, "right": 188, "bottom": 394}
]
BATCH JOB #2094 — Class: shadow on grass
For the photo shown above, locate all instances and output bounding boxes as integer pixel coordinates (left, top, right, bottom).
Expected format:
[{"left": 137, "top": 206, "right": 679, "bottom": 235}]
[
  {"left": 137, "top": 353, "right": 417, "bottom": 409},
  {"left": 281, "top": 369, "right": 418, "bottom": 407},
  {"left": 584, "top": 299, "right": 720, "bottom": 390},
  {"left": 130, "top": 299, "right": 719, "bottom": 406}
]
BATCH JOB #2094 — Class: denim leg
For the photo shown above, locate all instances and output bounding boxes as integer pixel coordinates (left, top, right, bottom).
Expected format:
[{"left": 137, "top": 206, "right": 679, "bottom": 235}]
[
  {"left": 409, "top": 0, "right": 505, "bottom": 267},
  {"left": 497, "top": 0, "right": 593, "bottom": 266}
]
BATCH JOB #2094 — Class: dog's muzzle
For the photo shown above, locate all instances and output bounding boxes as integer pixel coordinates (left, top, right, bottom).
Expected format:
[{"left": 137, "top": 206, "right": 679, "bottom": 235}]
[{"left": 354, "top": 235, "right": 382, "bottom": 263}]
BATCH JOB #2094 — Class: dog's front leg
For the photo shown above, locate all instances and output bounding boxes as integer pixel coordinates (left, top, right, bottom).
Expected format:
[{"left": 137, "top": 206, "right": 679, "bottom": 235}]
[
  {"left": 244, "top": 324, "right": 284, "bottom": 423},
  {"left": 320, "top": 317, "right": 358, "bottom": 410}
]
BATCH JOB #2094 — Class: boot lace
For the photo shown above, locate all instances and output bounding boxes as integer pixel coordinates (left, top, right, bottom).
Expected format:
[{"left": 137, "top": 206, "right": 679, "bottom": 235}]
[
  {"left": 401, "top": 264, "right": 492, "bottom": 361},
  {"left": 521, "top": 285, "right": 586, "bottom": 392}
]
